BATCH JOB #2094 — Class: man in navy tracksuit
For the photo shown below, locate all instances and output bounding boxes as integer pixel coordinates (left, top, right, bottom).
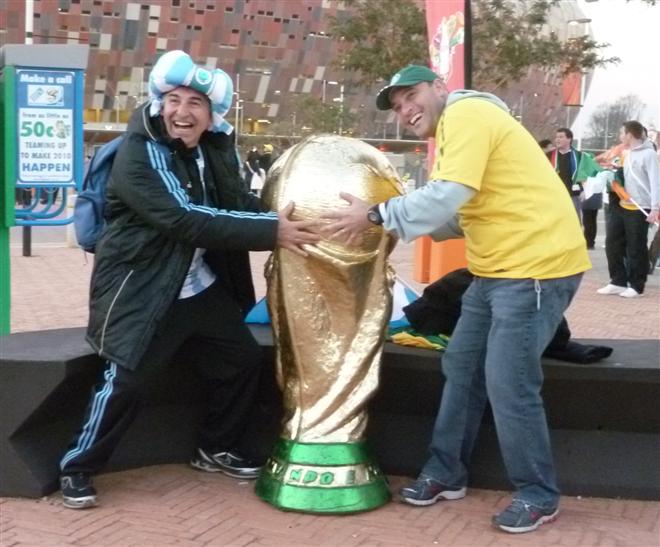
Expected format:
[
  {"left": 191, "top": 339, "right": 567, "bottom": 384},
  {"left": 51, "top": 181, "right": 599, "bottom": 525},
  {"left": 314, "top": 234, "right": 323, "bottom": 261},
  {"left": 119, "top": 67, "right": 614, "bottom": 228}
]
[{"left": 59, "top": 50, "right": 318, "bottom": 509}]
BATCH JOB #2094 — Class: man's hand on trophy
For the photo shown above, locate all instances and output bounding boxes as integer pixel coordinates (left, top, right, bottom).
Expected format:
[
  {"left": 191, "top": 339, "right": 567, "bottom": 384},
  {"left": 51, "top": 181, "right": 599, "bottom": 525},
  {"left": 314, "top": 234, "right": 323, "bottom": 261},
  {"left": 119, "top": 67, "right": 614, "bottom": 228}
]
[
  {"left": 277, "top": 201, "right": 322, "bottom": 256},
  {"left": 323, "top": 192, "right": 373, "bottom": 246}
]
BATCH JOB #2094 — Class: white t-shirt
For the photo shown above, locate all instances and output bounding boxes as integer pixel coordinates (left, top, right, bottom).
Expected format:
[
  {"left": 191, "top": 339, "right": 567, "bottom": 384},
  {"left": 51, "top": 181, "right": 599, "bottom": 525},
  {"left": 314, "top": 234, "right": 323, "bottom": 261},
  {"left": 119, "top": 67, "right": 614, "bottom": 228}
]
[{"left": 178, "top": 148, "right": 217, "bottom": 299}]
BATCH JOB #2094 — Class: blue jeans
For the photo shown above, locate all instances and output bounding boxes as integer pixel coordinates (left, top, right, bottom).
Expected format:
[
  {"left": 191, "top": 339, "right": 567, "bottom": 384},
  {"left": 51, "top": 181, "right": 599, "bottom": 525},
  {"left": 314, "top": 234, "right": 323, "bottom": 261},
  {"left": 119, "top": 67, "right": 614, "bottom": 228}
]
[{"left": 421, "top": 274, "right": 583, "bottom": 509}]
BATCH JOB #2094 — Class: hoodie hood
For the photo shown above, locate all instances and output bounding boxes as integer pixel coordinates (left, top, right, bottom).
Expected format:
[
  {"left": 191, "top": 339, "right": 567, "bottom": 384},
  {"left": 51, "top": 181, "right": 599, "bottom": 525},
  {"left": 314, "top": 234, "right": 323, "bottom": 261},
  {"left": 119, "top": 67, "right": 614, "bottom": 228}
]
[
  {"left": 630, "top": 139, "right": 655, "bottom": 153},
  {"left": 446, "top": 89, "right": 510, "bottom": 113}
]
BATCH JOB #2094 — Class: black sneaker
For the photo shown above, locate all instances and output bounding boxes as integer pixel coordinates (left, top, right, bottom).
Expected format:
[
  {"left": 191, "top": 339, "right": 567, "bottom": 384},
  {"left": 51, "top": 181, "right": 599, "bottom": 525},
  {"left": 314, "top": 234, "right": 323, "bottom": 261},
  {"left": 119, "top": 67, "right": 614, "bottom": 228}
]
[
  {"left": 492, "top": 499, "right": 559, "bottom": 533},
  {"left": 60, "top": 473, "right": 97, "bottom": 509},
  {"left": 190, "top": 448, "right": 262, "bottom": 479},
  {"left": 399, "top": 477, "right": 466, "bottom": 506}
]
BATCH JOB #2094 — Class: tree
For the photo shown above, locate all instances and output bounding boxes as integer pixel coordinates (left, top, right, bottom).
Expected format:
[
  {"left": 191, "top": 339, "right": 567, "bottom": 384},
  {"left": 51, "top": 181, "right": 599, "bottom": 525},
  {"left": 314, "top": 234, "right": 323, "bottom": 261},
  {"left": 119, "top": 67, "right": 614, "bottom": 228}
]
[
  {"left": 329, "top": 0, "right": 618, "bottom": 90},
  {"left": 268, "top": 95, "right": 357, "bottom": 137},
  {"left": 583, "top": 95, "right": 646, "bottom": 150},
  {"left": 471, "top": 1, "right": 618, "bottom": 90},
  {"left": 328, "top": 0, "right": 428, "bottom": 85}
]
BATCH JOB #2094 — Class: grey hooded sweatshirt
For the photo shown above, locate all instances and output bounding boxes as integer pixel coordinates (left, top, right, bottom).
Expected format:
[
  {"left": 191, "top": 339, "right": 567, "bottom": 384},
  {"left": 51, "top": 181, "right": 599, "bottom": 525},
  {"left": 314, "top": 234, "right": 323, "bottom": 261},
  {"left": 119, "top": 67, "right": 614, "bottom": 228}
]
[{"left": 623, "top": 139, "right": 660, "bottom": 211}]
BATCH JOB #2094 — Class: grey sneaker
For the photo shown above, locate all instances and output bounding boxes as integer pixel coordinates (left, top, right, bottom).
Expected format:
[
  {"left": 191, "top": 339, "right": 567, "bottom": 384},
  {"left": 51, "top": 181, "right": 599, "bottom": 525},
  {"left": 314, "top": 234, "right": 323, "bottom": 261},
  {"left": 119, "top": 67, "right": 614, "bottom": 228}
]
[
  {"left": 190, "top": 448, "right": 262, "bottom": 479},
  {"left": 492, "top": 499, "right": 559, "bottom": 533},
  {"left": 60, "top": 473, "right": 97, "bottom": 509},
  {"left": 399, "top": 477, "right": 466, "bottom": 506}
]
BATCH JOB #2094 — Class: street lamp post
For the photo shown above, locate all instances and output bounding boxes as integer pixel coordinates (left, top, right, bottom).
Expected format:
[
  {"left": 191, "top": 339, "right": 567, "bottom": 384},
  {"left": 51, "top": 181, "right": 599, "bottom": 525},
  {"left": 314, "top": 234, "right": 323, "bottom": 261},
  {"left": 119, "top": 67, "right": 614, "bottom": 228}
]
[
  {"left": 234, "top": 73, "right": 241, "bottom": 145},
  {"left": 332, "top": 84, "right": 345, "bottom": 134},
  {"left": 338, "top": 84, "right": 344, "bottom": 135},
  {"left": 25, "top": 0, "right": 34, "bottom": 44},
  {"left": 576, "top": 71, "right": 587, "bottom": 150},
  {"left": 567, "top": 18, "right": 592, "bottom": 150},
  {"left": 604, "top": 108, "right": 609, "bottom": 149}
]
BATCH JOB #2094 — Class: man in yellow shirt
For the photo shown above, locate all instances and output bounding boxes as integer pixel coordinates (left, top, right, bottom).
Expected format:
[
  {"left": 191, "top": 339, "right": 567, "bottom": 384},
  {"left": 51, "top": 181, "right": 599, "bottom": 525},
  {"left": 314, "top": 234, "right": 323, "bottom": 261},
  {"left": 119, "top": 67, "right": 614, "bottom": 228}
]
[{"left": 324, "top": 65, "right": 590, "bottom": 534}]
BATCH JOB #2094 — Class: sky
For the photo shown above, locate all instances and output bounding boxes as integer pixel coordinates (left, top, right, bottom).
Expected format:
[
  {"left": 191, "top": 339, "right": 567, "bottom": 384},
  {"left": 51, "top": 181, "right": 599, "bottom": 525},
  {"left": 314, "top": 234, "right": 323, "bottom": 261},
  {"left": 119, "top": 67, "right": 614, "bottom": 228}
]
[{"left": 572, "top": 0, "right": 660, "bottom": 139}]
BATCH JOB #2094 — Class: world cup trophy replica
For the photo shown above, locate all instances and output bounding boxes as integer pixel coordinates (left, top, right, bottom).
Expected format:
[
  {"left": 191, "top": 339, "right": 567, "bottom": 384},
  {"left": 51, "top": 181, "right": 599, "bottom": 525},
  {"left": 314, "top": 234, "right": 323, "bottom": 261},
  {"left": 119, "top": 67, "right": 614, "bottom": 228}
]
[{"left": 255, "top": 135, "right": 404, "bottom": 513}]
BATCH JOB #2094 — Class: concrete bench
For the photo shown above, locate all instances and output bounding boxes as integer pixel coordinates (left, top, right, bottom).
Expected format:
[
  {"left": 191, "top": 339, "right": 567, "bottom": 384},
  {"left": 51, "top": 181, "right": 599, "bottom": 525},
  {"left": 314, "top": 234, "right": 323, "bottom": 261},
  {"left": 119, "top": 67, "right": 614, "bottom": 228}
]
[{"left": 1, "top": 326, "right": 658, "bottom": 500}]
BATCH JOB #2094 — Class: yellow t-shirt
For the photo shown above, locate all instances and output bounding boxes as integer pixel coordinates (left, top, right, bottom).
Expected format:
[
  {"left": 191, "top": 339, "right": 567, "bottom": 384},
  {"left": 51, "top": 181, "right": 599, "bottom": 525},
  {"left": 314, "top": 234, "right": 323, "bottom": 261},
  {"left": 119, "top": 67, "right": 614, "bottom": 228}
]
[{"left": 430, "top": 99, "right": 591, "bottom": 279}]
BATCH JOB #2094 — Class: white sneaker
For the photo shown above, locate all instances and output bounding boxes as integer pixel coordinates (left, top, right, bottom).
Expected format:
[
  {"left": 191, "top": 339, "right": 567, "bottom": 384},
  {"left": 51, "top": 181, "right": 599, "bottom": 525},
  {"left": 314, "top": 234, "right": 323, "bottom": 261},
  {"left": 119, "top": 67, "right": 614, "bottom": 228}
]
[
  {"left": 596, "top": 284, "right": 627, "bottom": 295},
  {"left": 619, "top": 288, "right": 643, "bottom": 298}
]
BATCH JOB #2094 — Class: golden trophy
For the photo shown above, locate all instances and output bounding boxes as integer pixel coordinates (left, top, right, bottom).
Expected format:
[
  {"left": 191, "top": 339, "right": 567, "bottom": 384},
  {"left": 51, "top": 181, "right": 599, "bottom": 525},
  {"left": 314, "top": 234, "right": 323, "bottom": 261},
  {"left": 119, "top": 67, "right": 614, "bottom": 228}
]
[{"left": 255, "top": 135, "right": 403, "bottom": 513}]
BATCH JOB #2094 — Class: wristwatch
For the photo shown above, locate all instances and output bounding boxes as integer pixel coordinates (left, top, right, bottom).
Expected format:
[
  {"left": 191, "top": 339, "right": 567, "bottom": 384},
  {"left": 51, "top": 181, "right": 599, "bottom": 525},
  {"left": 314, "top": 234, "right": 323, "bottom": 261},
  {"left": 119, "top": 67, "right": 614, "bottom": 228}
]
[{"left": 367, "top": 204, "right": 384, "bottom": 225}]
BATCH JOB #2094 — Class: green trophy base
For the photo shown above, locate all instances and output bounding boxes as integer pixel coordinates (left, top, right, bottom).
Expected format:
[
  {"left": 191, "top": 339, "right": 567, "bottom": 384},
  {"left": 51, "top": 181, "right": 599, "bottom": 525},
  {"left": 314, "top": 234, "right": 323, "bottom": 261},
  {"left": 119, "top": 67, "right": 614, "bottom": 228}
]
[{"left": 255, "top": 438, "right": 390, "bottom": 514}]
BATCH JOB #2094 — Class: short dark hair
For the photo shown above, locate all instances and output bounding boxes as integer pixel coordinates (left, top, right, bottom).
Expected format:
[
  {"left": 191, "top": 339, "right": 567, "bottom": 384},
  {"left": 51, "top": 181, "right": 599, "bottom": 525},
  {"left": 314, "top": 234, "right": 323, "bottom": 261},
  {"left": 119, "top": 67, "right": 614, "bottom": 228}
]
[
  {"left": 538, "top": 139, "right": 553, "bottom": 149},
  {"left": 556, "top": 128, "right": 573, "bottom": 141},
  {"left": 622, "top": 121, "right": 645, "bottom": 140}
]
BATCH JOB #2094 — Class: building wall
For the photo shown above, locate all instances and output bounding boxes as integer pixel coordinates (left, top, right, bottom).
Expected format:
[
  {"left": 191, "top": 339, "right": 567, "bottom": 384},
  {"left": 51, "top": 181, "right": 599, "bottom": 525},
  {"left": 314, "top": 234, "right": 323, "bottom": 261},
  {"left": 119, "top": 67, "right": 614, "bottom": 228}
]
[
  {"left": 1, "top": 0, "right": 589, "bottom": 142},
  {"left": 2, "top": 0, "right": 360, "bottom": 133}
]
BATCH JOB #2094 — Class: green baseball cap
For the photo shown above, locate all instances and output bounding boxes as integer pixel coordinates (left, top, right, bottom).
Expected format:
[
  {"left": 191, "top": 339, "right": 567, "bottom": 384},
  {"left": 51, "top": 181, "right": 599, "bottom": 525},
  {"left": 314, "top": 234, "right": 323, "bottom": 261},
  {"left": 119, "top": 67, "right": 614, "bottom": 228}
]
[{"left": 376, "top": 65, "right": 439, "bottom": 110}]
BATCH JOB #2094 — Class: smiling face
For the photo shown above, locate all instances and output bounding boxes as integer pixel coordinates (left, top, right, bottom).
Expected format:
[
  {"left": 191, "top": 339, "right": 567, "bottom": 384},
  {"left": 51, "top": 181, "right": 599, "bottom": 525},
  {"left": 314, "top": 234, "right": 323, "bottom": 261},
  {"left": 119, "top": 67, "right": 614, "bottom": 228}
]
[
  {"left": 389, "top": 80, "right": 448, "bottom": 139},
  {"left": 162, "top": 87, "right": 211, "bottom": 148}
]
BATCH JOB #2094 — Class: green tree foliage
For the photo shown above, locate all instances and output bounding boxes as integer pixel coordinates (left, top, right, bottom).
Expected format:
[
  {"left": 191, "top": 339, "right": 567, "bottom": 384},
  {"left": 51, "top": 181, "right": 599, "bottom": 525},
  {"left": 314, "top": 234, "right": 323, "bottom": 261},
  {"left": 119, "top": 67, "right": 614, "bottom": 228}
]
[
  {"left": 269, "top": 95, "right": 357, "bottom": 136},
  {"left": 330, "top": 0, "right": 619, "bottom": 90},
  {"left": 472, "top": 0, "right": 617, "bottom": 90},
  {"left": 327, "top": 0, "right": 428, "bottom": 84}
]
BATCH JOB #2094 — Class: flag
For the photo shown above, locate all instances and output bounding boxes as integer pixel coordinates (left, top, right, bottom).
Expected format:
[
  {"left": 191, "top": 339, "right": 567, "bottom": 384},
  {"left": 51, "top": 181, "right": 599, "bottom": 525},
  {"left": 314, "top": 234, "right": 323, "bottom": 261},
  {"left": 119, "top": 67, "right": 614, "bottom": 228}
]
[
  {"left": 245, "top": 278, "right": 420, "bottom": 329},
  {"left": 575, "top": 151, "right": 602, "bottom": 181},
  {"left": 611, "top": 181, "right": 630, "bottom": 202},
  {"left": 583, "top": 171, "right": 613, "bottom": 201},
  {"left": 562, "top": 72, "right": 582, "bottom": 106},
  {"left": 611, "top": 181, "right": 659, "bottom": 225},
  {"left": 390, "top": 279, "right": 420, "bottom": 329}
]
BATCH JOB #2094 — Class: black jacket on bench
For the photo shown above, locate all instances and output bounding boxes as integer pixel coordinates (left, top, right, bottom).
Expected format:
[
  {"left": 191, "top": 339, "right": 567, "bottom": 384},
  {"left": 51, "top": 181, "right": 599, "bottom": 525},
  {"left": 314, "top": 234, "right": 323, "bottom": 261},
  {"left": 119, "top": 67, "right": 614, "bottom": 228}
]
[{"left": 404, "top": 268, "right": 612, "bottom": 364}]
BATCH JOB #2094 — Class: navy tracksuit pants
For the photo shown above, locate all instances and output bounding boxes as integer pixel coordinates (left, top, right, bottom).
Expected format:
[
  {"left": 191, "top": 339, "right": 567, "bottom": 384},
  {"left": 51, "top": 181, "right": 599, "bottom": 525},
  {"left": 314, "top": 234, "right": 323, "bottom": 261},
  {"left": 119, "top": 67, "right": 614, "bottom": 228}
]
[{"left": 60, "top": 282, "right": 262, "bottom": 475}]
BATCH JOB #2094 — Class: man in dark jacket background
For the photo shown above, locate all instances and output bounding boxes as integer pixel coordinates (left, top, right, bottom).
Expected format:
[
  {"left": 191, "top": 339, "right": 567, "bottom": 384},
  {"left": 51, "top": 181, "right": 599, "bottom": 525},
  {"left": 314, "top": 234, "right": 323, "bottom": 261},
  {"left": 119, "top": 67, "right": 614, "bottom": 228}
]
[
  {"left": 58, "top": 50, "right": 319, "bottom": 509},
  {"left": 551, "top": 128, "right": 584, "bottom": 221}
]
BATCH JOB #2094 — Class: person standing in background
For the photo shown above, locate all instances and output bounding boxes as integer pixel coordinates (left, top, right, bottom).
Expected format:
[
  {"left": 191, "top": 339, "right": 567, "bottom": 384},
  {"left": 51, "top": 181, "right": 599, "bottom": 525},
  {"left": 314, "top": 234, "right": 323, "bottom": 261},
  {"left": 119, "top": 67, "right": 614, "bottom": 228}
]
[
  {"left": 538, "top": 139, "right": 555, "bottom": 154},
  {"left": 259, "top": 143, "right": 274, "bottom": 172},
  {"left": 551, "top": 128, "right": 583, "bottom": 220},
  {"left": 598, "top": 121, "right": 660, "bottom": 298},
  {"left": 550, "top": 128, "right": 602, "bottom": 229},
  {"left": 581, "top": 188, "right": 603, "bottom": 250},
  {"left": 244, "top": 145, "right": 263, "bottom": 194}
]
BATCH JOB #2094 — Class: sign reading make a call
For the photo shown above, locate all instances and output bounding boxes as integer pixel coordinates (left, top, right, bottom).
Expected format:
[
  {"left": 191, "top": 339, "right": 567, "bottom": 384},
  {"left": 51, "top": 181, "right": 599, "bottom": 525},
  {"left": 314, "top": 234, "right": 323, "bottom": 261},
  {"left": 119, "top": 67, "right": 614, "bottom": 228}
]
[{"left": 16, "top": 69, "right": 75, "bottom": 184}]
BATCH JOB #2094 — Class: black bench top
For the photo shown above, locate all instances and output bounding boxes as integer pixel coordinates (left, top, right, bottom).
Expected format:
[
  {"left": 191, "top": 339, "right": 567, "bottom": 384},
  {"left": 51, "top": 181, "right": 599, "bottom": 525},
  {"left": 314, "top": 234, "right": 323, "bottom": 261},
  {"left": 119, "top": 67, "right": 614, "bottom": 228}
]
[{"left": 2, "top": 326, "right": 658, "bottom": 383}]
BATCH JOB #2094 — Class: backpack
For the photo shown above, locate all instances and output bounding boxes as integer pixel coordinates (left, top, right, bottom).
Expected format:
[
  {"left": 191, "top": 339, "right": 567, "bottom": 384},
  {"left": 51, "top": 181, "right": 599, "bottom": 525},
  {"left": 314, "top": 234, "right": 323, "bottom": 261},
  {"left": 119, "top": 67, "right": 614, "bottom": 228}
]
[{"left": 74, "top": 135, "right": 125, "bottom": 252}]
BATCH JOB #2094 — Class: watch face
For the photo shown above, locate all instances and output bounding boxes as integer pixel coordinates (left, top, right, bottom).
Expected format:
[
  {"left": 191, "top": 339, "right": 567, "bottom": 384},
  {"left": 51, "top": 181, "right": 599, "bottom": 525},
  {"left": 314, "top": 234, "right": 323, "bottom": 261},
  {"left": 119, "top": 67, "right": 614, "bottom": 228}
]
[{"left": 367, "top": 209, "right": 381, "bottom": 225}]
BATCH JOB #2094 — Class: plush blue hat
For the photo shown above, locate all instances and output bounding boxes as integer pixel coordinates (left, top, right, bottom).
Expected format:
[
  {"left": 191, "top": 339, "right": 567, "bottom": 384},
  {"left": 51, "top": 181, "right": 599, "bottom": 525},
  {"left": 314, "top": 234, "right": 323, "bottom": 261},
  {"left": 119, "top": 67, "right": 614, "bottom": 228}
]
[{"left": 148, "top": 50, "right": 234, "bottom": 135}]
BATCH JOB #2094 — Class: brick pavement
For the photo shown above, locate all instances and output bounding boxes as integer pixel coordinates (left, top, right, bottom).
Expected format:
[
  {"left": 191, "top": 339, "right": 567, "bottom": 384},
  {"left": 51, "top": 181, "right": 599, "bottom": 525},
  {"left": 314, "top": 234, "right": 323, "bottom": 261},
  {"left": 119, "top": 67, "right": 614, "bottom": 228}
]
[
  {"left": 2, "top": 467, "right": 659, "bottom": 547},
  {"left": 7, "top": 229, "right": 659, "bottom": 338},
  {"left": 2, "top": 229, "right": 660, "bottom": 546}
]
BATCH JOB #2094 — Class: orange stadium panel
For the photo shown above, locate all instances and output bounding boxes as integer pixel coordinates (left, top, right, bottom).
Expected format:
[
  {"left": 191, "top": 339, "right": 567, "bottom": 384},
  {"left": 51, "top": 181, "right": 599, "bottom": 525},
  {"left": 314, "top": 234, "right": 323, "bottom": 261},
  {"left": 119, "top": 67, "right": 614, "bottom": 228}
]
[
  {"left": 413, "top": 236, "right": 433, "bottom": 282},
  {"left": 428, "top": 239, "right": 467, "bottom": 282}
]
